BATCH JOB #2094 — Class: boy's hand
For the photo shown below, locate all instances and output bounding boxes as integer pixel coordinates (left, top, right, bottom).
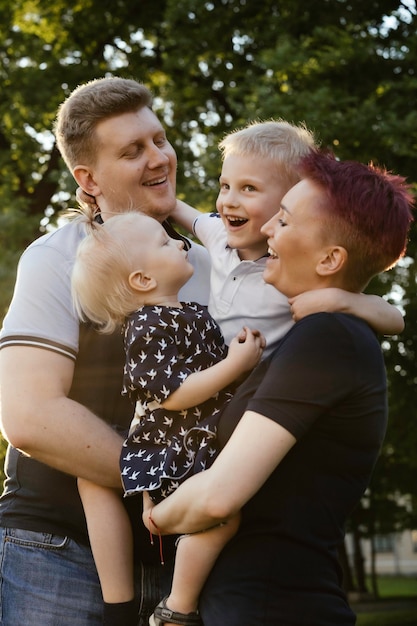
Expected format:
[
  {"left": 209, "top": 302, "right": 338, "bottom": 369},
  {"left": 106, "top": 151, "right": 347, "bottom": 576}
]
[
  {"left": 288, "top": 288, "right": 346, "bottom": 321},
  {"left": 75, "top": 187, "right": 99, "bottom": 210}
]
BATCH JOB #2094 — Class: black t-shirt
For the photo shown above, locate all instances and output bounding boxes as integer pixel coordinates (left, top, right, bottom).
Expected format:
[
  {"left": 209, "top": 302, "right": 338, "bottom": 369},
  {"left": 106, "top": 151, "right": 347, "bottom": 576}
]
[{"left": 201, "top": 312, "right": 387, "bottom": 626}]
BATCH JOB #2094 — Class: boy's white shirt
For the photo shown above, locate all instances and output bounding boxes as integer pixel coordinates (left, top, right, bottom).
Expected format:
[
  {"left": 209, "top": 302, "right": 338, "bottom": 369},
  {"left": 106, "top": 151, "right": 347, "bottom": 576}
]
[{"left": 194, "top": 213, "right": 293, "bottom": 356}]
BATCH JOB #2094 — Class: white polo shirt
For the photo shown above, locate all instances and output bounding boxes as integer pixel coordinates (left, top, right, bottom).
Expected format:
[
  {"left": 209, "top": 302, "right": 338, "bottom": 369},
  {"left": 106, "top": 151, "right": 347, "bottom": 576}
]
[{"left": 194, "top": 213, "right": 294, "bottom": 356}]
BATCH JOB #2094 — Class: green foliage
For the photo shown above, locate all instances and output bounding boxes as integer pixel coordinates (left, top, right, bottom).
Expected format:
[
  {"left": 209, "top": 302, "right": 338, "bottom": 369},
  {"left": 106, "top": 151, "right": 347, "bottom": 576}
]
[{"left": 1, "top": 0, "right": 416, "bottom": 550}]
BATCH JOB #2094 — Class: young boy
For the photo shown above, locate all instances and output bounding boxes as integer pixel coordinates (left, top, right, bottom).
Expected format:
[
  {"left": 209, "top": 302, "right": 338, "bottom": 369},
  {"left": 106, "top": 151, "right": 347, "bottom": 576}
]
[{"left": 172, "top": 120, "right": 404, "bottom": 354}]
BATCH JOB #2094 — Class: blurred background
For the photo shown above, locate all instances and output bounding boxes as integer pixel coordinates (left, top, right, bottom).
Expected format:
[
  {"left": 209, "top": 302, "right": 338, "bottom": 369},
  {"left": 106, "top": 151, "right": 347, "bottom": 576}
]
[{"left": 1, "top": 1, "right": 416, "bottom": 620}]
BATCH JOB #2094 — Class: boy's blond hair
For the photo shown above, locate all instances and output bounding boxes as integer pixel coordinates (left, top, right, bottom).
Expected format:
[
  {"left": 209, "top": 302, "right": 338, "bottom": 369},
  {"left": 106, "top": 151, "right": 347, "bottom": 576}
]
[{"left": 219, "top": 120, "right": 317, "bottom": 188}]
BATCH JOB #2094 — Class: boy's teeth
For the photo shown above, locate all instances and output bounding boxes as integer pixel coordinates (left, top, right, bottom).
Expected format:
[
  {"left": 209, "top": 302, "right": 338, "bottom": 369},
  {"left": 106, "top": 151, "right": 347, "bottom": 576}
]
[{"left": 228, "top": 216, "right": 247, "bottom": 224}]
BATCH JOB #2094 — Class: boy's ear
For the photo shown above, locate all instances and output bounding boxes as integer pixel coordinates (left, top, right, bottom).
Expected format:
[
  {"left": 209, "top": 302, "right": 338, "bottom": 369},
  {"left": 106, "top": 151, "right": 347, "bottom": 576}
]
[
  {"left": 73, "top": 165, "right": 101, "bottom": 197},
  {"left": 316, "top": 246, "right": 348, "bottom": 276},
  {"left": 128, "top": 271, "right": 157, "bottom": 293}
]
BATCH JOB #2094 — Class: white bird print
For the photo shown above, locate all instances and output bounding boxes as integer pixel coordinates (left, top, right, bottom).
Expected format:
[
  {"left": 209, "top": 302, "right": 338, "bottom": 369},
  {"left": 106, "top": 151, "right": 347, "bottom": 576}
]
[
  {"left": 164, "top": 365, "right": 173, "bottom": 378},
  {"left": 154, "top": 350, "right": 165, "bottom": 363},
  {"left": 160, "top": 385, "right": 170, "bottom": 399}
]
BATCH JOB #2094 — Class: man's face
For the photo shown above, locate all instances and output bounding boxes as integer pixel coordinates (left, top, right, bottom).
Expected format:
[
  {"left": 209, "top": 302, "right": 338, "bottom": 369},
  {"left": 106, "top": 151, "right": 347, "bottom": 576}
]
[{"left": 87, "top": 107, "right": 177, "bottom": 222}]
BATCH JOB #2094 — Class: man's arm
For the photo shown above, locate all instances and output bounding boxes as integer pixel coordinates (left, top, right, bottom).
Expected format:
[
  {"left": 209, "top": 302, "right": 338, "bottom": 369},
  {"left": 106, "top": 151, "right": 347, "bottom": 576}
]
[{"left": 0, "top": 346, "right": 123, "bottom": 488}]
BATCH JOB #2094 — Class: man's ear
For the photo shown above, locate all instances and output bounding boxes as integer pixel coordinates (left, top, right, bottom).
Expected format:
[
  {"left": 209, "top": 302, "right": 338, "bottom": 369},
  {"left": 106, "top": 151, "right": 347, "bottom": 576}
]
[
  {"left": 73, "top": 165, "right": 101, "bottom": 197},
  {"left": 316, "top": 246, "right": 348, "bottom": 276},
  {"left": 128, "top": 271, "right": 157, "bottom": 293}
]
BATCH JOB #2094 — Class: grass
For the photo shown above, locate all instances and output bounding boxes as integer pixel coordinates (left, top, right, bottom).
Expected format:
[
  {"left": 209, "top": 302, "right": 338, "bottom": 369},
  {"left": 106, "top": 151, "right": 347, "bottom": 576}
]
[
  {"left": 357, "top": 609, "right": 417, "bottom": 625},
  {"left": 354, "top": 576, "right": 417, "bottom": 626},
  {"left": 374, "top": 575, "right": 417, "bottom": 598}
]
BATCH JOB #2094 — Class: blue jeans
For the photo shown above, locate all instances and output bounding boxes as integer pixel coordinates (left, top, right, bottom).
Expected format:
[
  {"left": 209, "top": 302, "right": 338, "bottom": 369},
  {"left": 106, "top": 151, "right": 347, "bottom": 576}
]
[{"left": 0, "top": 528, "right": 172, "bottom": 625}]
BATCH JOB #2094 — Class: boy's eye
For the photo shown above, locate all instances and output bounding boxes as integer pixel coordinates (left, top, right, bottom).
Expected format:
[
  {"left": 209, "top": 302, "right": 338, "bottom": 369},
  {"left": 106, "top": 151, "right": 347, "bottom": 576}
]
[{"left": 278, "top": 218, "right": 287, "bottom": 226}]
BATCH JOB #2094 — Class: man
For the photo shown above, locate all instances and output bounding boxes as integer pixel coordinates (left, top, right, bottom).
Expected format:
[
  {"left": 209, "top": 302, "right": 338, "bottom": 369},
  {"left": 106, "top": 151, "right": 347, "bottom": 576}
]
[{"left": 0, "top": 77, "right": 210, "bottom": 625}]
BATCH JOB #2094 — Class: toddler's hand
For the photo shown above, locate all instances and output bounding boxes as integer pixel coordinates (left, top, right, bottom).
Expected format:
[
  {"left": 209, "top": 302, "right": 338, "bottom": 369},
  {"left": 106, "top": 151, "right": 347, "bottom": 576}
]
[{"left": 228, "top": 326, "right": 265, "bottom": 372}]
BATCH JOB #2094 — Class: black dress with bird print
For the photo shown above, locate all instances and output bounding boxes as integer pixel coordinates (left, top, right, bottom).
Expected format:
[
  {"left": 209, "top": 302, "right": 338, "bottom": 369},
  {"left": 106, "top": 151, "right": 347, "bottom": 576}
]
[{"left": 120, "top": 302, "right": 234, "bottom": 502}]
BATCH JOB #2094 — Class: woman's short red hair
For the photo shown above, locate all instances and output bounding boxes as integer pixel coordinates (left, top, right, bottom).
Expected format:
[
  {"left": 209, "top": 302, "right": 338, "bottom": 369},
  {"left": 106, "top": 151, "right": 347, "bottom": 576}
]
[{"left": 298, "top": 150, "right": 414, "bottom": 290}]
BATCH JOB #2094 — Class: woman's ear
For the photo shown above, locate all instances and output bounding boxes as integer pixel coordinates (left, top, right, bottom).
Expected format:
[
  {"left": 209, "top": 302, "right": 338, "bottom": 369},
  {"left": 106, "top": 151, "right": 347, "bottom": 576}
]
[
  {"left": 316, "top": 246, "right": 348, "bottom": 277},
  {"left": 73, "top": 165, "right": 101, "bottom": 197},
  {"left": 128, "top": 270, "right": 157, "bottom": 293}
]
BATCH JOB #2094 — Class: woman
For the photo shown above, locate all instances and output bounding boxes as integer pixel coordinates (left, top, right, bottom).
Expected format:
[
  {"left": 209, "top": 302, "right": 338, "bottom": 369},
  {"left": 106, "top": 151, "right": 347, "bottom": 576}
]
[{"left": 144, "top": 150, "right": 414, "bottom": 626}]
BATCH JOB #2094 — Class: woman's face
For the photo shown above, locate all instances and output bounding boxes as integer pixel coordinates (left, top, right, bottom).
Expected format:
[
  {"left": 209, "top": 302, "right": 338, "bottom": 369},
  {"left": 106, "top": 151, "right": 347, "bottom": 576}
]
[{"left": 261, "top": 178, "right": 330, "bottom": 298}]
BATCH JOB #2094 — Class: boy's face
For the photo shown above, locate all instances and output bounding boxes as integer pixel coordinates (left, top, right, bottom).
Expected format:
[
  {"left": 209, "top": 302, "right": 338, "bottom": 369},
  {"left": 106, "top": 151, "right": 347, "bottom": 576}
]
[
  {"left": 216, "top": 154, "right": 290, "bottom": 260},
  {"left": 79, "top": 107, "right": 177, "bottom": 222}
]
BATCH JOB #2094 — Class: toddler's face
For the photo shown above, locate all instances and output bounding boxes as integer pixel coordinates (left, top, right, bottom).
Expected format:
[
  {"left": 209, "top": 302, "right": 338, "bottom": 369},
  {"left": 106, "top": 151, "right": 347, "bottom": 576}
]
[{"left": 127, "top": 215, "right": 194, "bottom": 294}]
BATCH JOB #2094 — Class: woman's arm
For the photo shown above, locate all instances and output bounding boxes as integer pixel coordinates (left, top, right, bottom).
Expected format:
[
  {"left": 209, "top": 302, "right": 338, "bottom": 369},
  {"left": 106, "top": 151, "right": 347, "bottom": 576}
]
[
  {"left": 289, "top": 289, "right": 404, "bottom": 335},
  {"left": 162, "top": 329, "right": 264, "bottom": 411},
  {"left": 144, "top": 410, "right": 296, "bottom": 534}
]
